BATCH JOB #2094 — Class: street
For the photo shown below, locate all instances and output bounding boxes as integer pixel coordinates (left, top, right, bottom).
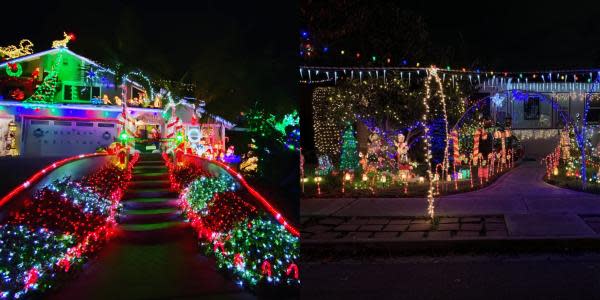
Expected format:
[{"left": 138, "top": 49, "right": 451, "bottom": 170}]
[{"left": 302, "top": 252, "right": 600, "bottom": 299}]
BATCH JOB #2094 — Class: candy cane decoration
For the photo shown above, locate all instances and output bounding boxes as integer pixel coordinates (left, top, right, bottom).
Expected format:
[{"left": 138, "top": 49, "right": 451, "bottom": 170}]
[
  {"left": 286, "top": 263, "right": 299, "bottom": 280},
  {"left": 472, "top": 129, "right": 481, "bottom": 166},
  {"left": 451, "top": 130, "right": 460, "bottom": 164},
  {"left": 261, "top": 260, "right": 272, "bottom": 277},
  {"left": 116, "top": 104, "right": 137, "bottom": 138}
]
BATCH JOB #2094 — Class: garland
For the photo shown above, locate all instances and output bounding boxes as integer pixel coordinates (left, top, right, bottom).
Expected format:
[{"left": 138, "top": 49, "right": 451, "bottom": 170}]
[{"left": 24, "top": 51, "right": 64, "bottom": 103}]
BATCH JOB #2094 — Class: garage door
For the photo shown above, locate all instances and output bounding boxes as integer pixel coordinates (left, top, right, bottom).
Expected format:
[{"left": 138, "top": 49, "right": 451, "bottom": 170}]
[{"left": 24, "top": 119, "right": 118, "bottom": 157}]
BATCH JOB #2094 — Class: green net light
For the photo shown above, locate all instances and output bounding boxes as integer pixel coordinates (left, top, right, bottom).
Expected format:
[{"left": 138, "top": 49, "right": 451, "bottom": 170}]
[{"left": 119, "top": 132, "right": 129, "bottom": 142}]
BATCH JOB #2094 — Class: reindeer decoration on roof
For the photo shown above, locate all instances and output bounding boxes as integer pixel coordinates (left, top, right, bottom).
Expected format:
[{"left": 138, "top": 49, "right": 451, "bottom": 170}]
[
  {"left": 52, "top": 32, "right": 75, "bottom": 48},
  {"left": 0, "top": 39, "right": 34, "bottom": 59}
]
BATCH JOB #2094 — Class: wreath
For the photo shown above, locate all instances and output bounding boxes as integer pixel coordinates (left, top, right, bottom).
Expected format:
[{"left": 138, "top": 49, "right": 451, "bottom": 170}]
[
  {"left": 6, "top": 63, "right": 23, "bottom": 77},
  {"left": 33, "top": 128, "right": 44, "bottom": 138},
  {"left": 102, "top": 131, "right": 111, "bottom": 140}
]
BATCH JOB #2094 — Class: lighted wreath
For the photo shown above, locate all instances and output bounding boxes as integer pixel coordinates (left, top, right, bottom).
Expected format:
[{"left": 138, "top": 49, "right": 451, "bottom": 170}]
[
  {"left": 33, "top": 128, "right": 44, "bottom": 138},
  {"left": 102, "top": 131, "right": 111, "bottom": 140},
  {"left": 6, "top": 63, "right": 23, "bottom": 77}
]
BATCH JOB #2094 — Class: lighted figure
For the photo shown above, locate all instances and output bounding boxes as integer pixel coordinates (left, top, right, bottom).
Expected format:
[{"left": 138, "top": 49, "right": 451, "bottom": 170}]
[
  {"left": 359, "top": 152, "right": 368, "bottom": 171},
  {"left": 52, "top": 32, "right": 75, "bottom": 48},
  {"left": 102, "top": 94, "right": 111, "bottom": 105},
  {"left": 560, "top": 130, "right": 570, "bottom": 161},
  {"left": 315, "top": 155, "right": 333, "bottom": 176},
  {"left": 0, "top": 39, "right": 34, "bottom": 59},
  {"left": 9, "top": 88, "right": 25, "bottom": 101},
  {"left": 153, "top": 95, "right": 163, "bottom": 108},
  {"left": 114, "top": 96, "right": 123, "bottom": 106},
  {"left": 394, "top": 133, "right": 409, "bottom": 164}
]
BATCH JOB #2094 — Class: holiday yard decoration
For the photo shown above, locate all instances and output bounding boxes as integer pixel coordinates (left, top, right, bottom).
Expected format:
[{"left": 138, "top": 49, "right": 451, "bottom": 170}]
[
  {"left": 0, "top": 156, "right": 136, "bottom": 299},
  {"left": 339, "top": 125, "right": 359, "bottom": 172}
]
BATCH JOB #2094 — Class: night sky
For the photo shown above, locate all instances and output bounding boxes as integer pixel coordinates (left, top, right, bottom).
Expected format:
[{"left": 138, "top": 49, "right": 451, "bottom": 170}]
[
  {"left": 1, "top": 0, "right": 298, "bottom": 120},
  {"left": 302, "top": 0, "right": 600, "bottom": 70}
]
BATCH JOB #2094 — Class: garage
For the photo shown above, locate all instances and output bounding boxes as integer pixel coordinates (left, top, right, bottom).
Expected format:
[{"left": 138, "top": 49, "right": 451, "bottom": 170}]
[{"left": 23, "top": 118, "right": 118, "bottom": 157}]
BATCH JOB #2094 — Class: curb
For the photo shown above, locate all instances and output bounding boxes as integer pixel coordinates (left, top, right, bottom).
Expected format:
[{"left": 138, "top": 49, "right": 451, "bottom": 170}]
[{"left": 302, "top": 236, "right": 600, "bottom": 257}]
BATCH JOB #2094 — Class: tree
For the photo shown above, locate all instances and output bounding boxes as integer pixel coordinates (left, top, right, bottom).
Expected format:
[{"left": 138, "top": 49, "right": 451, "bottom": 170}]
[{"left": 339, "top": 125, "right": 359, "bottom": 171}]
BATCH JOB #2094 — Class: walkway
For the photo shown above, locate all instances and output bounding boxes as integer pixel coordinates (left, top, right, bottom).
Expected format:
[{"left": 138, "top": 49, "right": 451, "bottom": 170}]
[
  {"left": 302, "top": 162, "right": 600, "bottom": 239},
  {"left": 49, "top": 153, "right": 254, "bottom": 300}
]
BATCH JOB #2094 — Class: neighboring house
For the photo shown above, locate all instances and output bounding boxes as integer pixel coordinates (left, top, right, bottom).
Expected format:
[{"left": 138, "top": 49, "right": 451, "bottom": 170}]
[
  {"left": 0, "top": 47, "right": 233, "bottom": 157},
  {"left": 480, "top": 81, "right": 600, "bottom": 157}
]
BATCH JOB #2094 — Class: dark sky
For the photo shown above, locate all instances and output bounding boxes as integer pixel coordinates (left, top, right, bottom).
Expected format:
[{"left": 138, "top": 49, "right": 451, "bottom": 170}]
[
  {"left": 1, "top": 0, "right": 298, "bottom": 120},
  {"left": 302, "top": 0, "right": 600, "bottom": 70},
  {"left": 414, "top": 1, "right": 600, "bottom": 70}
]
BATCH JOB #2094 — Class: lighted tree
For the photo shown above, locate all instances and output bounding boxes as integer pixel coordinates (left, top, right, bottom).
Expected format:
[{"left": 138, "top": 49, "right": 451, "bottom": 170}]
[{"left": 339, "top": 125, "right": 359, "bottom": 171}]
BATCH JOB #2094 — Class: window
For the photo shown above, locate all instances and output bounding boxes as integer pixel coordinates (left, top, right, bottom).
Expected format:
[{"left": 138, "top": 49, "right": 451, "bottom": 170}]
[
  {"left": 524, "top": 96, "right": 540, "bottom": 120},
  {"left": 63, "top": 84, "right": 101, "bottom": 101},
  {"left": 63, "top": 85, "right": 73, "bottom": 100}
]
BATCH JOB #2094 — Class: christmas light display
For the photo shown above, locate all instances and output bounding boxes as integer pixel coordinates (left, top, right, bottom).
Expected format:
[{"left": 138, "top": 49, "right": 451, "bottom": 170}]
[
  {"left": 339, "top": 125, "right": 359, "bottom": 171},
  {"left": 0, "top": 225, "right": 76, "bottom": 299},
  {"left": 5, "top": 63, "right": 23, "bottom": 78},
  {"left": 51, "top": 32, "right": 75, "bottom": 49},
  {"left": 167, "top": 162, "right": 210, "bottom": 191},
  {"left": 0, "top": 153, "right": 135, "bottom": 299},
  {"left": 23, "top": 50, "right": 64, "bottom": 103},
  {"left": 0, "top": 39, "right": 34, "bottom": 59},
  {"left": 210, "top": 217, "right": 299, "bottom": 287},
  {"left": 183, "top": 175, "right": 238, "bottom": 211}
]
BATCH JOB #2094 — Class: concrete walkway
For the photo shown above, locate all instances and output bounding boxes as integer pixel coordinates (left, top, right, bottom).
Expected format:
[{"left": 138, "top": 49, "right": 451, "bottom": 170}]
[{"left": 302, "top": 162, "right": 600, "bottom": 239}]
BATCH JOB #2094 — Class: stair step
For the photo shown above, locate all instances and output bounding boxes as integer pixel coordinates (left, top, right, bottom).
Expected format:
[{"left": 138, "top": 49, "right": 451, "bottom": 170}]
[
  {"left": 132, "top": 173, "right": 169, "bottom": 180},
  {"left": 124, "top": 189, "right": 178, "bottom": 199},
  {"left": 118, "top": 210, "right": 183, "bottom": 224},
  {"left": 136, "top": 160, "right": 164, "bottom": 166},
  {"left": 122, "top": 207, "right": 179, "bottom": 215},
  {"left": 130, "top": 180, "right": 170, "bottom": 188},
  {"left": 119, "top": 220, "right": 186, "bottom": 231}
]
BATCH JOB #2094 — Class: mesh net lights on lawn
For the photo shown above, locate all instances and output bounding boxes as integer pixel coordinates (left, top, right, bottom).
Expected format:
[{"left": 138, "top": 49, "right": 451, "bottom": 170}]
[
  {"left": 0, "top": 158, "right": 135, "bottom": 299},
  {"left": 180, "top": 174, "right": 299, "bottom": 288}
]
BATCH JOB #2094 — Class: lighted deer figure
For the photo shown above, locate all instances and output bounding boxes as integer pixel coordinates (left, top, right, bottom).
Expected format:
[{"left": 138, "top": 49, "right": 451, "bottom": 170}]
[
  {"left": 52, "top": 32, "right": 75, "bottom": 48},
  {"left": 0, "top": 39, "right": 34, "bottom": 59}
]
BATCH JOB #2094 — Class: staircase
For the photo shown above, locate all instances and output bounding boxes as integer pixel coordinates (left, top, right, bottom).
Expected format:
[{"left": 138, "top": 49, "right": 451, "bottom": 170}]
[{"left": 118, "top": 153, "right": 187, "bottom": 241}]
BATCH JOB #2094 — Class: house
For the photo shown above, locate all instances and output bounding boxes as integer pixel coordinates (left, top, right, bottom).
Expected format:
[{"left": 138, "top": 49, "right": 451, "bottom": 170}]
[
  {"left": 479, "top": 79, "right": 600, "bottom": 157},
  {"left": 0, "top": 46, "right": 233, "bottom": 157}
]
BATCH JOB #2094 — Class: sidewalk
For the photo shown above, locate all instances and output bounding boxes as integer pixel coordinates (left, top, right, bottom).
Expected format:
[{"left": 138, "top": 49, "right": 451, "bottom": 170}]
[{"left": 301, "top": 162, "right": 600, "bottom": 245}]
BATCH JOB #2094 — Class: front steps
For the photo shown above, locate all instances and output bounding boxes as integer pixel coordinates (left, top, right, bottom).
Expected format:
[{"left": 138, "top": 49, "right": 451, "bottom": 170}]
[{"left": 118, "top": 153, "right": 188, "bottom": 242}]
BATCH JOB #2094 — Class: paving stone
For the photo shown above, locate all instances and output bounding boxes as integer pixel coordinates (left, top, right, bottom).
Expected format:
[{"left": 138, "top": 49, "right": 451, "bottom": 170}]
[
  {"left": 389, "top": 219, "right": 411, "bottom": 225},
  {"left": 373, "top": 232, "right": 399, "bottom": 239},
  {"left": 426, "top": 231, "right": 452, "bottom": 239},
  {"left": 399, "top": 231, "right": 425, "bottom": 240},
  {"left": 309, "top": 232, "right": 342, "bottom": 240},
  {"left": 346, "top": 218, "right": 369, "bottom": 225},
  {"left": 439, "top": 217, "right": 459, "bottom": 224},
  {"left": 461, "top": 223, "right": 483, "bottom": 231},
  {"left": 485, "top": 223, "right": 506, "bottom": 231},
  {"left": 437, "top": 223, "right": 460, "bottom": 231},
  {"left": 485, "top": 230, "right": 508, "bottom": 237},
  {"left": 334, "top": 224, "right": 361, "bottom": 231},
  {"left": 461, "top": 217, "right": 482, "bottom": 223},
  {"left": 359, "top": 225, "right": 384, "bottom": 231},
  {"left": 344, "top": 232, "right": 373, "bottom": 239},
  {"left": 303, "top": 225, "right": 332, "bottom": 233},
  {"left": 407, "top": 223, "right": 432, "bottom": 231},
  {"left": 485, "top": 216, "right": 505, "bottom": 223},
  {"left": 456, "top": 231, "right": 481, "bottom": 237},
  {"left": 301, "top": 217, "right": 310, "bottom": 225},
  {"left": 583, "top": 216, "right": 600, "bottom": 222},
  {"left": 318, "top": 217, "right": 345, "bottom": 226},
  {"left": 383, "top": 224, "right": 408, "bottom": 232},
  {"left": 585, "top": 223, "right": 600, "bottom": 233},
  {"left": 410, "top": 219, "right": 430, "bottom": 224},
  {"left": 368, "top": 218, "right": 390, "bottom": 225}
]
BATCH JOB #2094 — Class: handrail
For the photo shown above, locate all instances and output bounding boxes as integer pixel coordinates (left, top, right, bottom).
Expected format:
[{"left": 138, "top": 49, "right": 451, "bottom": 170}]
[
  {"left": 183, "top": 154, "right": 300, "bottom": 237},
  {"left": 0, "top": 153, "right": 110, "bottom": 208}
]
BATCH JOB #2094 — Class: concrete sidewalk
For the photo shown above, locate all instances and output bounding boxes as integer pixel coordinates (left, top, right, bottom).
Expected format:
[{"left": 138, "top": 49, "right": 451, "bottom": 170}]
[{"left": 301, "top": 162, "right": 600, "bottom": 242}]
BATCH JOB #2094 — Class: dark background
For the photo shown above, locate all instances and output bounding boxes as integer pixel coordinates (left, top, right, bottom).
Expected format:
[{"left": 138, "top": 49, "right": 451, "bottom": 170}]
[
  {"left": 1, "top": 0, "right": 298, "bottom": 121},
  {"left": 301, "top": 0, "right": 600, "bottom": 70}
]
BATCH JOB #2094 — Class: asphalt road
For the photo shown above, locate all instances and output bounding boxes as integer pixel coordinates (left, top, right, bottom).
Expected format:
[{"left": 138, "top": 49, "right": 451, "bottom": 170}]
[{"left": 301, "top": 253, "right": 600, "bottom": 300}]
